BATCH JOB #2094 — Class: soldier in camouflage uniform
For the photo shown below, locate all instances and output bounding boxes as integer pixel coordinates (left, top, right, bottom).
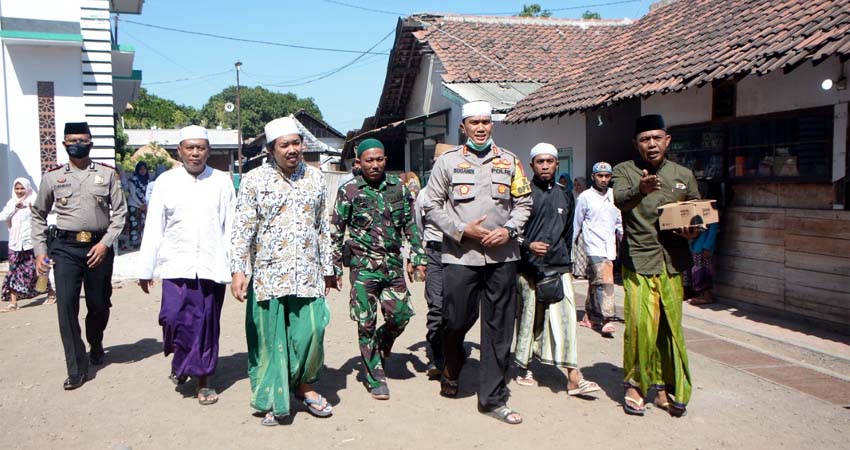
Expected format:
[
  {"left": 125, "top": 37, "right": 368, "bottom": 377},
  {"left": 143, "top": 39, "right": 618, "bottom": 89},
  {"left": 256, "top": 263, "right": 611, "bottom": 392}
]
[{"left": 331, "top": 138, "right": 426, "bottom": 400}]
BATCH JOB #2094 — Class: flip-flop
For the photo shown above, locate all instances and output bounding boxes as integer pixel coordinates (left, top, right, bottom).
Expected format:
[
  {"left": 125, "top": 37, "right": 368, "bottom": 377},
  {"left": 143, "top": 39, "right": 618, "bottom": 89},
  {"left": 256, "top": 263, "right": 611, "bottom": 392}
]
[
  {"left": 623, "top": 395, "right": 645, "bottom": 416},
  {"left": 44, "top": 295, "right": 57, "bottom": 305},
  {"left": 197, "top": 387, "right": 218, "bottom": 405},
  {"left": 1, "top": 304, "right": 19, "bottom": 312},
  {"left": 568, "top": 379, "right": 601, "bottom": 396},
  {"left": 169, "top": 372, "right": 188, "bottom": 385},
  {"left": 261, "top": 412, "right": 281, "bottom": 427},
  {"left": 302, "top": 394, "right": 333, "bottom": 418},
  {"left": 479, "top": 405, "right": 522, "bottom": 425},
  {"left": 514, "top": 369, "right": 536, "bottom": 387},
  {"left": 600, "top": 322, "right": 616, "bottom": 337},
  {"left": 578, "top": 317, "right": 594, "bottom": 329}
]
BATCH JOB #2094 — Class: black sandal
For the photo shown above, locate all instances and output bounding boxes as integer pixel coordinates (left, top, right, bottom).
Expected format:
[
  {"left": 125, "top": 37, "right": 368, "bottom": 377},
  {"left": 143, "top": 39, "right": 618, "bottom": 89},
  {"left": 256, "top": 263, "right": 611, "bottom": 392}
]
[{"left": 439, "top": 375, "right": 459, "bottom": 398}]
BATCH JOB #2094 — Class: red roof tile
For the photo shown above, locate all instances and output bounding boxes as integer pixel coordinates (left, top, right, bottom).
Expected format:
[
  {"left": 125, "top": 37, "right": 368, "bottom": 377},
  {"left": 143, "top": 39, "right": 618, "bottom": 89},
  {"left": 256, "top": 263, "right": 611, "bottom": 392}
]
[
  {"left": 507, "top": 0, "right": 850, "bottom": 123},
  {"left": 411, "top": 14, "right": 630, "bottom": 83}
]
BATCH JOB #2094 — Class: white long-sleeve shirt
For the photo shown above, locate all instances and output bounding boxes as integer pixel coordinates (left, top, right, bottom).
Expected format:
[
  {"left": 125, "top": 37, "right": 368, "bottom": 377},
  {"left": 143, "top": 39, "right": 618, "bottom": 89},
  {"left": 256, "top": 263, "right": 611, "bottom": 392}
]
[
  {"left": 573, "top": 187, "right": 623, "bottom": 260},
  {"left": 137, "top": 166, "right": 236, "bottom": 284},
  {"left": 0, "top": 198, "right": 33, "bottom": 251}
]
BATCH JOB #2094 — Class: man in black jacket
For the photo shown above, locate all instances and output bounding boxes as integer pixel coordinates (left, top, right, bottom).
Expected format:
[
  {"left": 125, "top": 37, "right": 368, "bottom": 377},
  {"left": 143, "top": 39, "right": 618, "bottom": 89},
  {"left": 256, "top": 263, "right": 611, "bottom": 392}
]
[{"left": 513, "top": 143, "right": 600, "bottom": 397}]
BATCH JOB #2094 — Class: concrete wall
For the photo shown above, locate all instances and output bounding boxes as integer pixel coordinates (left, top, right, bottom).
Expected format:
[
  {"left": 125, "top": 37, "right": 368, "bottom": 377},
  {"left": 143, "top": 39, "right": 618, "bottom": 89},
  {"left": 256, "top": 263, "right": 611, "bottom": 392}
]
[
  {"left": 642, "top": 85, "right": 712, "bottom": 126},
  {"left": 0, "top": 0, "right": 80, "bottom": 22},
  {"left": 494, "top": 112, "right": 587, "bottom": 180},
  {"left": 0, "top": 43, "right": 85, "bottom": 244}
]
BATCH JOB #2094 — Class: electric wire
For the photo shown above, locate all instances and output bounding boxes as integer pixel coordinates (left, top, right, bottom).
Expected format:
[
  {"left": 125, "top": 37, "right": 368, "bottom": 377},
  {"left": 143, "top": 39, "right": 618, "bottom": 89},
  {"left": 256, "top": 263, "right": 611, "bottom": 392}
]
[{"left": 121, "top": 18, "right": 390, "bottom": 55}]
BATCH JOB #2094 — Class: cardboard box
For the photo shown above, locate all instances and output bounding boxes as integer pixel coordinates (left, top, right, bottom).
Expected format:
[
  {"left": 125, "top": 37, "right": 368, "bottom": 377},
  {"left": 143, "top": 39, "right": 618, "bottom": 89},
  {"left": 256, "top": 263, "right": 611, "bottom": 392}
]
[{"left": 657, "top": 200, "right": 719, "bottom": 230}]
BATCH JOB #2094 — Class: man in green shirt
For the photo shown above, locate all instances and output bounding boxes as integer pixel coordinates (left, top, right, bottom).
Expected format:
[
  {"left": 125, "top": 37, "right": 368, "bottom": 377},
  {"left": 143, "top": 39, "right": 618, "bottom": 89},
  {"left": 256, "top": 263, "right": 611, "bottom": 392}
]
[{"left": 612, "top": 114, "right": 700, "bottom": 418}]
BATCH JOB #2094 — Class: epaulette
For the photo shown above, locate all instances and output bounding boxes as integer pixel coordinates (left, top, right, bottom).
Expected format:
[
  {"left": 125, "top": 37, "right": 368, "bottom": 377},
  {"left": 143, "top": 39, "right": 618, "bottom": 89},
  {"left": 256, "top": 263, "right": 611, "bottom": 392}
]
[
  {"left": 95, "top": 162, "right": 117, "bottom": 171},
  {"left": 443, "top": 145, "right": 464, "bottom": 155},
  {"left": 46, "top": 164, "right": 64, "bottom": 173}
]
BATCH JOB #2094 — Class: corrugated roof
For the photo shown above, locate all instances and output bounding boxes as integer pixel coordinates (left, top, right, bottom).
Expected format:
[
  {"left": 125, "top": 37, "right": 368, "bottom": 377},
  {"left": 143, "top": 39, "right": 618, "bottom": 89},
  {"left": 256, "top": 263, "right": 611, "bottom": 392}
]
[{"left": 442, "top": 82, "right": 542, "bottom": 112}]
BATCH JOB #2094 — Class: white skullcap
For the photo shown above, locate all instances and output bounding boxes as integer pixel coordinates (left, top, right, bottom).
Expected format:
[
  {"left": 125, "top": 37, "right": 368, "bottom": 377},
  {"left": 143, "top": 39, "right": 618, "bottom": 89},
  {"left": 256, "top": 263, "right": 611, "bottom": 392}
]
[
  {"left": 462, "top": 101, "right": 492, "bottom": 119},
  {"left": 529, "top": 142, "right": 558, "bottom": 160},
  {"left": 178, "top": 125, "right": 208, "bottom": 143},
  {"left": 265, "top": 117, "right": 301, "bottom": 143}
]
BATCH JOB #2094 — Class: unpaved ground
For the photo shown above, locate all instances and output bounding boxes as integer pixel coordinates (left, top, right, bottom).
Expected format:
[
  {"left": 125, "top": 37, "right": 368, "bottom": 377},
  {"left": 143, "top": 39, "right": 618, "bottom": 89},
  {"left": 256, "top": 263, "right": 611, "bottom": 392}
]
[{"left": 0, "top": 275, "right": 848, "bottom": 450}]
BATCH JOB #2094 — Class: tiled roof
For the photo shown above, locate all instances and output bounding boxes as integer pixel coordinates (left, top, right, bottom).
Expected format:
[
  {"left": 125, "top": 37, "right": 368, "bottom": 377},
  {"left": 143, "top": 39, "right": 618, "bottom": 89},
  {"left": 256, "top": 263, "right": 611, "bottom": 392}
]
[
  {"left": 507, "top": 0, "right": 850, "bottom": 123},
  {"left": 412, "top": 14, "right": 631, "bottom": 83}
]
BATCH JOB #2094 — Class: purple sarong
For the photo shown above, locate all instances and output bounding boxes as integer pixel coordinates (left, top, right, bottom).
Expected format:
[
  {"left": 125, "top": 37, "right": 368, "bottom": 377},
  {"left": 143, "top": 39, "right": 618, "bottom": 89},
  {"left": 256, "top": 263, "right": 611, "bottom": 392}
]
[{"left": 159, "top": 277, "right": 225, "bottom": 378}]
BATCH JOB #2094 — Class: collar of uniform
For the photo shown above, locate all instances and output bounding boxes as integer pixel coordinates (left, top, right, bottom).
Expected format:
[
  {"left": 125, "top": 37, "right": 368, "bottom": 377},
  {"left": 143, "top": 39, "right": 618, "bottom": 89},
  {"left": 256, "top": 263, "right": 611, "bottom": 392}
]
[
  {"left": 461, "top": 143, "right": 501, "bottom": 163},
  {"left": 356, "top": 173, "right": 393, "bottom": 190}
]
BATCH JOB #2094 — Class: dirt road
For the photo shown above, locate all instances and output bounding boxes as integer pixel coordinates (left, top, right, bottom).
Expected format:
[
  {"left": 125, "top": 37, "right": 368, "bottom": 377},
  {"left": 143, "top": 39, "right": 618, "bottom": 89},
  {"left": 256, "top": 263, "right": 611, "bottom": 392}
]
[{"left": 0, "top": 273, "right": 848, "bottom": 450}]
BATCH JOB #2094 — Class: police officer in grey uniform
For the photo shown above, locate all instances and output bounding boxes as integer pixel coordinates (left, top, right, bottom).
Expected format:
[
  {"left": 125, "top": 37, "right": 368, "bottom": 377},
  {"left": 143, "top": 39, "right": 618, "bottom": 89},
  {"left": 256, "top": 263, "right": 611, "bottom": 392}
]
[
  {"left": 422, "top": 101, "right": 532, "bottom": 425},
  {"left": 31, "top": 122, "right": 128, "bottom": 390}
]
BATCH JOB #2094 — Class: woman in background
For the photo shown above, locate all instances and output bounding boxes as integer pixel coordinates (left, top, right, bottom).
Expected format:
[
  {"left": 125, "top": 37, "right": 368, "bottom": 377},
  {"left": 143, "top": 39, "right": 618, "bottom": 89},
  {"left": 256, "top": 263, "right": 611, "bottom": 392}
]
[
  {"left": 1, "top": 178, "right": 54, "bottom": 311},
  {"left": 126, "top": 161, "right": 150, "bottom": 249}
]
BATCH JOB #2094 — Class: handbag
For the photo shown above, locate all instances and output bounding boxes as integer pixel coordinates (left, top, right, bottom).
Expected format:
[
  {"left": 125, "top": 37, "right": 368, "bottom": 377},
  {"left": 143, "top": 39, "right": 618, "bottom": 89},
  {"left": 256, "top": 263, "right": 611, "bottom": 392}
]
[{"left": 535, "top": 271, "right": 564, "bottom": 304}]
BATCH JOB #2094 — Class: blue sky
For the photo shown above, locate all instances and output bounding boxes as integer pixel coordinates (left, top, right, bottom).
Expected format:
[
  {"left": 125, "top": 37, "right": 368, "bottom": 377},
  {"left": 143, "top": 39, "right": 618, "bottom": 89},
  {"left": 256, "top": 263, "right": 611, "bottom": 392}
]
[{"left": 124, "top": 0, "right": 654, "bottom": 134}]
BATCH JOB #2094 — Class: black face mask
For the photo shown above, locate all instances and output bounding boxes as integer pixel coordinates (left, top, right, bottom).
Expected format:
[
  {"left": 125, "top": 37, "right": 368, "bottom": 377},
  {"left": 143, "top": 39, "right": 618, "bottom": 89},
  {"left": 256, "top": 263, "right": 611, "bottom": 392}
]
[{"left": 67, "top": 143, "right": 91, "bottom": 158}]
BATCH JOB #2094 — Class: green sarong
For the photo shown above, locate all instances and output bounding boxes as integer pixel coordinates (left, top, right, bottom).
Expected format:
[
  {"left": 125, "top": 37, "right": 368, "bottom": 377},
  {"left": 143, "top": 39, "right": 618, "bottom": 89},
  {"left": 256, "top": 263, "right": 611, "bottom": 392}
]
[
  {"left": 622, "top": 265, "right": 692, "bottom": 408},
  {"left": 246, "top": 285, "right": 330, "bottom": 416}
]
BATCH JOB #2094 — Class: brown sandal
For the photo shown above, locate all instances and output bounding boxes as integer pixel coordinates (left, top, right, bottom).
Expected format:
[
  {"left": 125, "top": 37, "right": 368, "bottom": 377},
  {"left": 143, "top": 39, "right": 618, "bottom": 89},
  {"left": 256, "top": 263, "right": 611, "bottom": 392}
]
[{"left": 439, "top": 375, "right": 459, "bottom": 398}]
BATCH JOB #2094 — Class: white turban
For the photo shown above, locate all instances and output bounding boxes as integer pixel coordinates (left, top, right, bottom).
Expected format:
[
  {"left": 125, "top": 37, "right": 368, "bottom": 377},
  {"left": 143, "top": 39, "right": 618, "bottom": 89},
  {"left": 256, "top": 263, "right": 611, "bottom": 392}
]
[
  {"left": 178, "top": 125, "right": 208, "bottom": 143},
  {"left": 265, "top": 117, "right": 301, "bottom": 143},
  {"left": 529, "top": 142, "right": 558, "bottom": 160},
  {"left": 461, "top": 101, "right": 492, "bottom": 119}
]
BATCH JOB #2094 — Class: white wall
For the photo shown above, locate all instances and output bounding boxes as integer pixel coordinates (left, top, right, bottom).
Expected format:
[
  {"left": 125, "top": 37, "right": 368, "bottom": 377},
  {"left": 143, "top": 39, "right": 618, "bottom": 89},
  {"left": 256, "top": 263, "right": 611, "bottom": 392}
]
[
  {"left": 405, "top": 54, "right": 454, "bottom": 119},
  {"left": 0, "top": 0, "right": 80, "bottom": 22},
  {"left": 641, "top": 86, "right": 712, "bottom": 126},
  {"left": 493, "top": 113, "right": 587, "bottom": 179},
  {"left": 3, "top": 44, "right": 85, "bottom": 189},
  {"left": 737, "top": 58, "right": 850, "bottom": 117}
]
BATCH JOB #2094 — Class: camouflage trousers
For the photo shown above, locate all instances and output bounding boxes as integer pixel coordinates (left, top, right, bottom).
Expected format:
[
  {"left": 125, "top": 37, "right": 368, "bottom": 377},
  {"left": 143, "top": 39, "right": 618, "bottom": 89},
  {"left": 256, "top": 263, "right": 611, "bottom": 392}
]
[{"left": 349, "top": 267, "right": 414, "bottom": 388}]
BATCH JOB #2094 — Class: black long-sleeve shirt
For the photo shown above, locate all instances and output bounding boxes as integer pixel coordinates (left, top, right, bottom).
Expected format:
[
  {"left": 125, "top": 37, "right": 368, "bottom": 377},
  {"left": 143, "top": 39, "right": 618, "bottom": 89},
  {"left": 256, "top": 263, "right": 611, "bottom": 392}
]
[{"left": 518, "top": 176, "right": 574, "bottom": 276}]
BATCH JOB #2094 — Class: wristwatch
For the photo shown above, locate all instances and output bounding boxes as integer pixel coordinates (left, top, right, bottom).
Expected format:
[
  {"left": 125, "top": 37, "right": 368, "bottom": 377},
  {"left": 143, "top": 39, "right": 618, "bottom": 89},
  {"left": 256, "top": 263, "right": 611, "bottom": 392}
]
[{"left": 504, "top": 226, "right": 518, "bottom": 240}]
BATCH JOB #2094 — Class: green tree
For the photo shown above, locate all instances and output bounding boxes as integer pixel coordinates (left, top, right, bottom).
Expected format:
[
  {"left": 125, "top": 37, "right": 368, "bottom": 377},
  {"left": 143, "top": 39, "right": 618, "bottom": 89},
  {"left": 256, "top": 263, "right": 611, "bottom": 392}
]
[
  {"left": 122, "top": 88, "right": 198, "bottom": 129},
  {"left": 198, "top": 86, "right": 323, "bottom": 139},
  {"left": 582, "top": 10, "right": 602, "bottom": 19},
  {"left": 518, "top": 3, "right": 552, "bottom": 17}
]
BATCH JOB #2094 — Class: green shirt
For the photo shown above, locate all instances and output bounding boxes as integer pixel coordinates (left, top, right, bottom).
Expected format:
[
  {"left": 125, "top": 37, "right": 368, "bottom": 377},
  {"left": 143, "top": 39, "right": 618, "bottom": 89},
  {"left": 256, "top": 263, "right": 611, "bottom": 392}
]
[{"left": 612, "top": 158, "right": 700, "bottom": 275}]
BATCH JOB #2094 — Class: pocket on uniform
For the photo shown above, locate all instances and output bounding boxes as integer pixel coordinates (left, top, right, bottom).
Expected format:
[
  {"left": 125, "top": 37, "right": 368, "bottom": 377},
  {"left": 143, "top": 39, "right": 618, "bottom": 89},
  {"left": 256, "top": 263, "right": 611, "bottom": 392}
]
[
  {"left": 54, "top": 187, "right": 73, "bottom": 208},
  {"left": 92, "top": 185, "right": 110, "bottom": 207},
  {"left": 351, "top": 211, "right": 373, "bottom": 229},
  {"left": 451, "top": 172, "right": 475, "bottom": 201}
]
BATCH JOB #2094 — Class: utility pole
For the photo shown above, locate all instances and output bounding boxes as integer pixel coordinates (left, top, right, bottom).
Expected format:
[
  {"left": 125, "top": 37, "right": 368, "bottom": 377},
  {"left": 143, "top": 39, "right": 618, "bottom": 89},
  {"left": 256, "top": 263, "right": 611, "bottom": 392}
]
[{"left": 235, "top": 61, "right": 243, "bottom": 177}]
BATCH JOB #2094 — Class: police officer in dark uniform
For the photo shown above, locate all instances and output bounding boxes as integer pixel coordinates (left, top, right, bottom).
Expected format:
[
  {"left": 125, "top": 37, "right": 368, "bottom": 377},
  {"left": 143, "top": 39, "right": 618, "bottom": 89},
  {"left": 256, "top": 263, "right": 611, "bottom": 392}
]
[{"left": 31, "top": 122, "right": 128, "bottom": 390}]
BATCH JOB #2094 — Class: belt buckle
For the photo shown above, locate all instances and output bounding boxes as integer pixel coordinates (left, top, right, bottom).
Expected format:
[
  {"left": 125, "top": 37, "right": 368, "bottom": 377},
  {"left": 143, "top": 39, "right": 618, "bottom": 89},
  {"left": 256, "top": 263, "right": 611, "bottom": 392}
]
[{"left": 76, "top": 231, "right": 92, "bottom": 243}]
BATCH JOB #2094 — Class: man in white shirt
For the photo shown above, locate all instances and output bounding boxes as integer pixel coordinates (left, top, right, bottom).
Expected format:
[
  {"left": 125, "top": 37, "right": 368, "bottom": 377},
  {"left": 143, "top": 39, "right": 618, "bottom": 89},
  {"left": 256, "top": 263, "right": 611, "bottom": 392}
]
[
  {"left": 573, "top": 162, "right": 623, "bottom": 337},
  {"left": 137, "top": 125, "right": 236, "bottom": 406}
]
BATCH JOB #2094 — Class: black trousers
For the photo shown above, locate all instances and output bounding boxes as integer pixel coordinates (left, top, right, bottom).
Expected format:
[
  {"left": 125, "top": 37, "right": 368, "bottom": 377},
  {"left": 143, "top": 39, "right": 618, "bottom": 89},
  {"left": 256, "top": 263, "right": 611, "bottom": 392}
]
[
  {"left": 424, "top": 246, "right": 444, "bottom": 367},
  {"left": 442, "top": 261, "right": 517, "bottom": 410},
  {"left": 49, "top": 238, "right": 114, "bottom": 377}
]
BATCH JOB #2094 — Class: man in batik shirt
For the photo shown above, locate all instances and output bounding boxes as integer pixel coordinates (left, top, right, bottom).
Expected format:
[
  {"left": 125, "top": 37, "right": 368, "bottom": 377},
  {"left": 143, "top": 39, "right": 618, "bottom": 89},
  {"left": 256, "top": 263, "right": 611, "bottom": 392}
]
[{"left": 231, "top": 117, "right": 337, "bottom": 426}]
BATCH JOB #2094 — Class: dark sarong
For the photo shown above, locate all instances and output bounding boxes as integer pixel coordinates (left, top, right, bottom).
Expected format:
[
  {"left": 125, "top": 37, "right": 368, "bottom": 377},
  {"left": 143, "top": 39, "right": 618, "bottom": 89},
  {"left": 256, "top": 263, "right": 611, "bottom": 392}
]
[
  {"left": 1, "top": 249, "right": 44, "bottom": 301},
  {"left": 159, "top": 277, "right": 225, "bottom": 378}
]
